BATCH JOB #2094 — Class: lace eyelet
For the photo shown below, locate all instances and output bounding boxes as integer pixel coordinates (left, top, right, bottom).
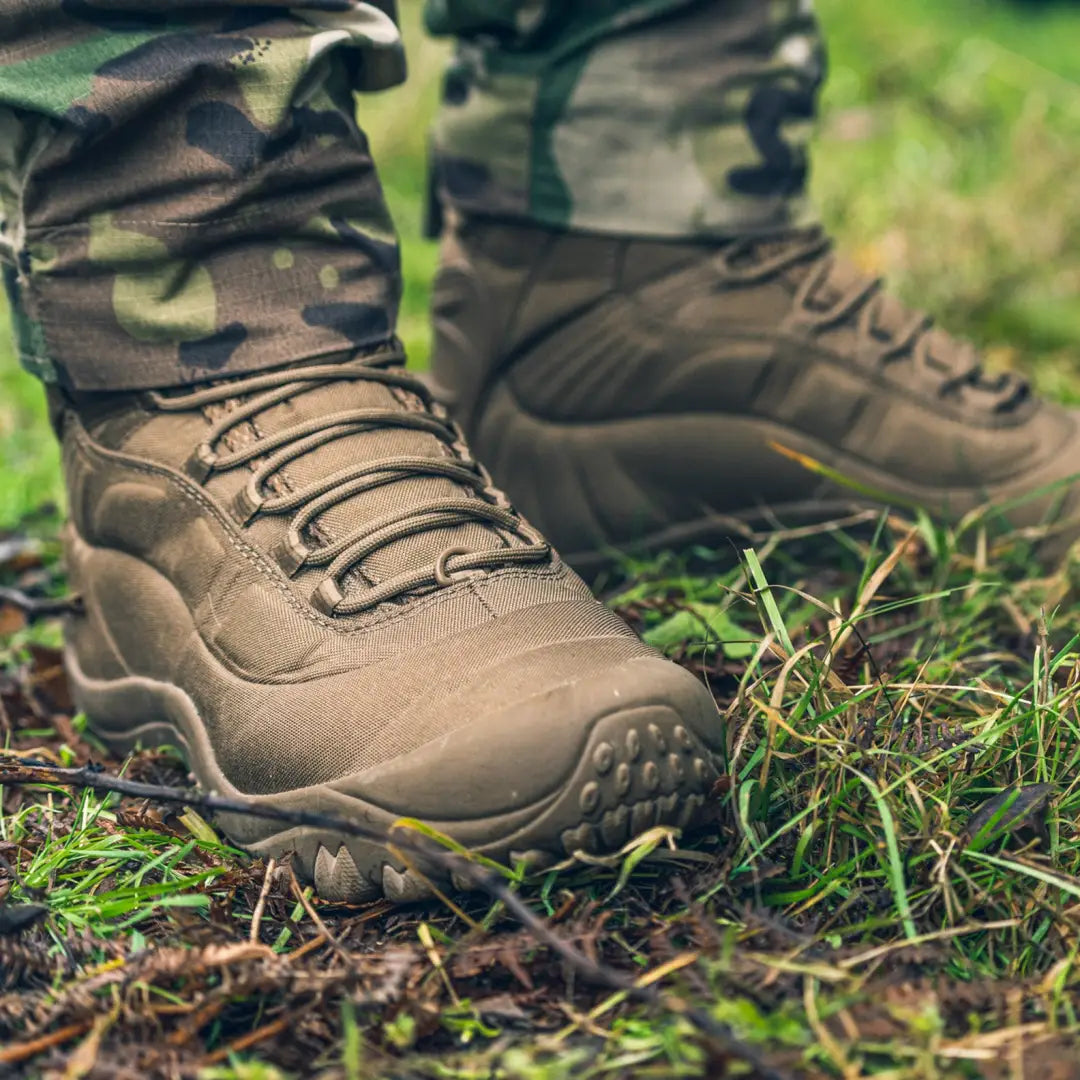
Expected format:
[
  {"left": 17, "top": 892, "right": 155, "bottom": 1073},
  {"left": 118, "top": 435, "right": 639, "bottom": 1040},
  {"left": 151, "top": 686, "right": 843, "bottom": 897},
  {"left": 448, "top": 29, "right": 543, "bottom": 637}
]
[
  {"left": 185, "top": 443, "right": 218, "bottom": 483},
  {"left": 233, "top": 477, "right": 265, "bottom": 525},
  {"left": 434, "top": 546, "right": 473, "bottom": 587},
  {"left": 275, "top": 528, "right": 311, "bottom": 577},
  {"left": 312, "top": 579, "right": 344, "bottom": 616}
]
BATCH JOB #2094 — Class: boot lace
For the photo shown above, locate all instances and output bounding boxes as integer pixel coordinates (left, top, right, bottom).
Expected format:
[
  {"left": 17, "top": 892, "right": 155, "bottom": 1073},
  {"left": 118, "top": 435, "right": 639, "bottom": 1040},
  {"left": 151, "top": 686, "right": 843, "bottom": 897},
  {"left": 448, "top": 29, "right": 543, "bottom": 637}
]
[
  {"left": 146, "top": 348, "right": 551, "bottom": 617},
  {"left": 719, "top": 229, "right": 1030, "bottom": 414}
]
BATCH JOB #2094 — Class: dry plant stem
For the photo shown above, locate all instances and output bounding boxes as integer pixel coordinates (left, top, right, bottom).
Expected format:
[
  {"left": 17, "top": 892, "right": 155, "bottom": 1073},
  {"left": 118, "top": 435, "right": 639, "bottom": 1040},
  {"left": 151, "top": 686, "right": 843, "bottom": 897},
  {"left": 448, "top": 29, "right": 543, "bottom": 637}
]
[
  {"left": 0, "top": 755, "right": 788, "bottom": 1080},
  {"left": 0, "top": 1020, "right": 93, "bottom": 1065},
  {"left": 288, "top": 862, "right": 352, "bottom": 963},
  {"left": 199, "top": 1016, "right": 293, "bottom": 1065},
  {"left": 0, "top": 587, "right": 82, "bottom": 621},
  {"left": 249, "top": 856, "right": 277, "bottom": 945}
]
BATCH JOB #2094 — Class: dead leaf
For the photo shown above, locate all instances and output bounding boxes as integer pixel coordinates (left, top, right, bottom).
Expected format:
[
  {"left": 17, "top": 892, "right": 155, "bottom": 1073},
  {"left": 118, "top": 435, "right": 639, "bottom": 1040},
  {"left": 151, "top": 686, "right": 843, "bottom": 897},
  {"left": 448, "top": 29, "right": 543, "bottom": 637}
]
[
  {"left": 965, "top": 785, "right": 1054, "bottom": 849},
  {"left": 0, "top": 904, "right": 49, "bottom": 936},
  {"left": 25, "top": 644, "right": 73, "bottom": 713},
  {"left": 473, "top": 993, "right": 530, "bottom": 1023},
  {"left": 62, "top": 1002, "right": 119, "bottom": 1080},
  {"left": 0, "top": 603, "right": 26, "bottom": 636},
  {"left": 0, "top": 536, "right": 43, "bottom": 573}
]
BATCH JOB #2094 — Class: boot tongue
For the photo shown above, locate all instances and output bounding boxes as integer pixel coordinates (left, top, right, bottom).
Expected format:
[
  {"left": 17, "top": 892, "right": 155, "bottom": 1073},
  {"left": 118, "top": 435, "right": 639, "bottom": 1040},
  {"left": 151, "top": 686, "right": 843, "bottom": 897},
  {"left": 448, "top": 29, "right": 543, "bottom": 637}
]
[
  {"left": 800, "top": 255, "right": 865, "bottom": 308},
  {"left": 210, "top": 362, "right": 508, "bottom": 595},
  {"left": 745, "top": 237, "right": 1027, "bottom": 408},
  {"left": 752, "top": 234, "right": 910, "bottom": 341},
  {"left": 773, "top": 243, "right": 971, "bottom": 369}
]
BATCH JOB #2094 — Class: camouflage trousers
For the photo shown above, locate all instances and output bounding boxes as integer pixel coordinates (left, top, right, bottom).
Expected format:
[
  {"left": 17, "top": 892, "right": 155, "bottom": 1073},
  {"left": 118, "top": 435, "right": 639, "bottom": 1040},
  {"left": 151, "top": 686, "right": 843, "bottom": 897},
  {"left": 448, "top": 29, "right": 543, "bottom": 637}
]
[{"left": 0, "top": 0, "right": 824, "bottom": 391}]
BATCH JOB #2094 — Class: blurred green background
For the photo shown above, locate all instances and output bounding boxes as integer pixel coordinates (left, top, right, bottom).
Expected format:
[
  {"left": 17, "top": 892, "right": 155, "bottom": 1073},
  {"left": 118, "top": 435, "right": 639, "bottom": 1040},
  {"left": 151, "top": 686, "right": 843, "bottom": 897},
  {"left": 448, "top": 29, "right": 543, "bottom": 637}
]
[{"left": 1, "top": 0, "right": 1078, "bottom": 528}]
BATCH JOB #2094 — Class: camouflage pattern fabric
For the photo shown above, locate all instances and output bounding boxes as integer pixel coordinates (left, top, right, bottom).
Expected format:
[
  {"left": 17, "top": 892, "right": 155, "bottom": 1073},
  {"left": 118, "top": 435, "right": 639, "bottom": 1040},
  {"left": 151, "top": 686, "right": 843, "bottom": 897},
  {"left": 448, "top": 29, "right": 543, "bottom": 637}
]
[
  {"left": 1, "top": 0, "right": 825, "bottom": 390},
  {"left": 427, "top": 0, "right": 826, "bottom": 238},
  {"left": 0, "top": 1, "right": 406, "bottom": 389}
]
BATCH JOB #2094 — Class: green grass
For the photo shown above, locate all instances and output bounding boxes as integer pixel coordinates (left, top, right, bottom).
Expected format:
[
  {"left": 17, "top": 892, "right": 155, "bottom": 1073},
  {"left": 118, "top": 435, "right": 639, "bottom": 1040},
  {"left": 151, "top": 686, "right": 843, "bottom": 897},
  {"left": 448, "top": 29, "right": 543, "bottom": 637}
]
[
  {"left": 0, "top": 307, "right": 62, "bottom": 527},
  {"left": 3, "top": 1, "right": 1080, "bottom": 1076}
]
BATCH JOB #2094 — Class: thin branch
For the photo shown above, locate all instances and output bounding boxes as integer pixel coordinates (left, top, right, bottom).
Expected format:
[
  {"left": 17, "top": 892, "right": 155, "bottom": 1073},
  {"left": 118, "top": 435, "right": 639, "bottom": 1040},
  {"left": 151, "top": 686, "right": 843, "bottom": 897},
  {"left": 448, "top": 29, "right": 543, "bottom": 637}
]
[
  {"left": 0, "top": 587, "right": 82, "bottom": 621},
  {"left": 287, "top": 862, "right": 351, "bottom": 965},
  {"left": 0, "top": 758, "right": 398, "bottom": 847},
  {"left": 249, "top": 856, "right": 277, "bottom": 946},
  {"left": 0, "top": 1020, "right": 93, "bottom": 1065}
]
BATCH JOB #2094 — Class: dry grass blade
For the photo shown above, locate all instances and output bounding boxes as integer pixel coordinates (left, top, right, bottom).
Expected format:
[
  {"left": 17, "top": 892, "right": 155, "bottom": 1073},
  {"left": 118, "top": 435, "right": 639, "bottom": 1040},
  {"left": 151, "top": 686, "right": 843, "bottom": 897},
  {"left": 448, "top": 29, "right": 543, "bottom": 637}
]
[{"left": 827, "top": 522, "right": 921, "bottom": 666}]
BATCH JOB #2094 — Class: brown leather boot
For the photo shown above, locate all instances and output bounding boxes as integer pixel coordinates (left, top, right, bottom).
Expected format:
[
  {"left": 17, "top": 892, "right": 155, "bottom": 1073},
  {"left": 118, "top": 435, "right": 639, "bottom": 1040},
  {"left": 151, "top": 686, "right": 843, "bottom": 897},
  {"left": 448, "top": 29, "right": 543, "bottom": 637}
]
[
  {"left": 431, "top": 218, "right": 1080, "bottom": 572},
  {"left": 54, "top": 344, "right": 723, "bottom": 901}
]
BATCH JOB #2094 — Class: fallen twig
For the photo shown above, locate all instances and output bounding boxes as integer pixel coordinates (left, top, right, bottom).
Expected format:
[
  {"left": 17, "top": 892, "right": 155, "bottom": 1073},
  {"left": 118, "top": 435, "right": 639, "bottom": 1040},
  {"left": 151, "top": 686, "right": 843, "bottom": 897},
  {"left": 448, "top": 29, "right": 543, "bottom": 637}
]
[
  {"left": 249, "top": 856, "right": 277, "bottom": 946},
  {"left": 198, "top": 1015, "right": 292, "bottom": 1065},
  {"left": 288, "top": 862, "right": 352, "bottom": 964},
  {"left": 0, "top": 586, "right": 82, "bottom": 621},
  {"left": 0, "top": 1020, "right": 93, "bottom": 1065}
]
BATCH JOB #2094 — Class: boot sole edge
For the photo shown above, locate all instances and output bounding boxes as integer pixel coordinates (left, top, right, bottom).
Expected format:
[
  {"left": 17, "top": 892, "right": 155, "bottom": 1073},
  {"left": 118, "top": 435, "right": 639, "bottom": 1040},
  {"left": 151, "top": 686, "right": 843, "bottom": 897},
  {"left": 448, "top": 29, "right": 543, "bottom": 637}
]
[{"left": 66, "top": 646, "right": 723, "bottom": 904}]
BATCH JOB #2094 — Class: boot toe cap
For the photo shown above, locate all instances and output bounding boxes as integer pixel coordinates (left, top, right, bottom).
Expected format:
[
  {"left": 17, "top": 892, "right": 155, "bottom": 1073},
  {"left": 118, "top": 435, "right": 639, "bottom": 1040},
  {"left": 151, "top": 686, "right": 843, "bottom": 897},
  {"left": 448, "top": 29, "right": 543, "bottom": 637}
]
[{"left": 336, "top": 655, "right": 724, "bottom": 851}]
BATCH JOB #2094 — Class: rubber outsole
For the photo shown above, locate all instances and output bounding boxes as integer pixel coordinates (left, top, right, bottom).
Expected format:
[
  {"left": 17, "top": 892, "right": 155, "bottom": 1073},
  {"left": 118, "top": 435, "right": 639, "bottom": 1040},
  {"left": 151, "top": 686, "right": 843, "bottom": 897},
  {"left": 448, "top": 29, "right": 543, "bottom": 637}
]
[{"left": 67, "top": 647, "right": 722, "bottom": 904}]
